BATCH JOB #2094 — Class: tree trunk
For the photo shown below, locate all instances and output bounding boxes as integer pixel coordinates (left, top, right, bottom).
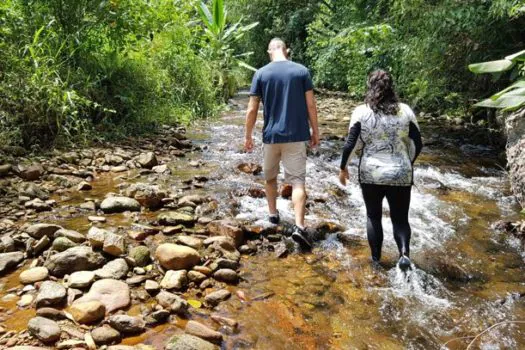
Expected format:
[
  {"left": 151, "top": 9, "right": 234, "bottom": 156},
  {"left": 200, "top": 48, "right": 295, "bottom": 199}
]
[{"left": 505, "top": 108, "right": 525, "bottom": 208}]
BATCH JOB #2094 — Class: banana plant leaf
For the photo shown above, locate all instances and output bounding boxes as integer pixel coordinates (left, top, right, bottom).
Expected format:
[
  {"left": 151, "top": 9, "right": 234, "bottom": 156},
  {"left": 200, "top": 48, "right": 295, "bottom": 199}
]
[{"left": 469, "top": 59, "right": 515, "bottom": 74}]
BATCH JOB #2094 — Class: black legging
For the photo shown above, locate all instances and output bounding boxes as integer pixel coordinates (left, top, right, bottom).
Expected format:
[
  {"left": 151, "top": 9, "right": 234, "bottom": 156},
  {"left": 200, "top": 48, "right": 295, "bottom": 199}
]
[{"left": 361, "top": 183, "right": 412, "bottom": 261}]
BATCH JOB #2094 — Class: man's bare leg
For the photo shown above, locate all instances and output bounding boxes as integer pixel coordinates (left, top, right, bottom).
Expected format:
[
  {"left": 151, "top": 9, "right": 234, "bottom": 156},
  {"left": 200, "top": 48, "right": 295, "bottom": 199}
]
[
  {"left": 292, "top": 184, "right": 306, "bottom": 228},
  {"left": 265, "top": 178, "right": 278, "bottom": 215}
]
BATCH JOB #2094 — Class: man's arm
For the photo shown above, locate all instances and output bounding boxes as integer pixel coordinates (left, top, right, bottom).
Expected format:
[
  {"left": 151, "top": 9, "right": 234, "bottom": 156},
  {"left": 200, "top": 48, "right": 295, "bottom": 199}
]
[
  {"left": 244, "top": 96, "right": 260, "bottom": 152},
  {"left": 305, "top": 90, "right": 319, "bottom": 147}
]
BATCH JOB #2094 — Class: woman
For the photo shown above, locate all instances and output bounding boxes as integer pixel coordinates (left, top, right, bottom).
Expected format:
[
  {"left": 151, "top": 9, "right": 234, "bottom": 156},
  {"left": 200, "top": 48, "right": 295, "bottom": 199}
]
[{"left": 339, "top": 70, "right": 423, "bottom": 271}]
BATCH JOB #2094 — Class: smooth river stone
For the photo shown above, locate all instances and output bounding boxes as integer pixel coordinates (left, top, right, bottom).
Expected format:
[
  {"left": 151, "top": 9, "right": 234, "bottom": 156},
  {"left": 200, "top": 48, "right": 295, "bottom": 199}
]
[
  {"left": 19, "top": 267, "right": 49, "bottom": 284},
  {"left": 74, "top": 279, "right": 130, "bottom": 313}
]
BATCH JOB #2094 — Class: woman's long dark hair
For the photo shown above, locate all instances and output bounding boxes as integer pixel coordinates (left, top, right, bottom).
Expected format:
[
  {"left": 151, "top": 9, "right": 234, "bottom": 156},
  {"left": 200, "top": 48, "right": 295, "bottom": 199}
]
[{"left": 365, "top": 70, "right": 399, "bottom": 115}]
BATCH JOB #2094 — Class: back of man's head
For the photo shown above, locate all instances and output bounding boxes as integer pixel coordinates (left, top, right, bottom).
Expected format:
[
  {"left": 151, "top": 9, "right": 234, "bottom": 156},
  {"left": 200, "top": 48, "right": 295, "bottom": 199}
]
[{"left": 267, "top": 38, "right": 289, "bottom": 59}]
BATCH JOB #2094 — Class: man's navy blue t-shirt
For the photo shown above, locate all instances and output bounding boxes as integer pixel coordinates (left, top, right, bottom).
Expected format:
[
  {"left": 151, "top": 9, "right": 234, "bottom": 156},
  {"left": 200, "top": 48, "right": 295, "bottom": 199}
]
[{"left": 249, "top": 60, "right": 314, "bottom": 144}]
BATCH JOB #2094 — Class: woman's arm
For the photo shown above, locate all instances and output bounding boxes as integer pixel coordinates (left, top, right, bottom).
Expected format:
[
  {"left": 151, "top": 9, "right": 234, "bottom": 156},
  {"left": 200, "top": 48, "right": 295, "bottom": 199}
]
[
  {"left": 409, "top": 121, "right": 423, "bottom": 163},
  {"left": 340, "top": 122, "right": 362, "bottom": 170}
]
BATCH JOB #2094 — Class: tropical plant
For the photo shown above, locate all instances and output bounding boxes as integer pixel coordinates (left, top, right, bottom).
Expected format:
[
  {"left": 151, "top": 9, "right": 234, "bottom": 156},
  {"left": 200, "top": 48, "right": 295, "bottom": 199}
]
[
  {"left": 197, "top": 0, "right": 258, "bottom": 99},
  {"left": 469, "top": 50, "right": 525, "bottom": 111}
]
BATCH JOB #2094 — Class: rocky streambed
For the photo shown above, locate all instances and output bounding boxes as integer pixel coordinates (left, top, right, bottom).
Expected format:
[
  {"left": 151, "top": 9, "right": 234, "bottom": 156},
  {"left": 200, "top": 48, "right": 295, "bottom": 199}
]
[{"left": 0, "top": 93, "right": 525, "bottom": 350}]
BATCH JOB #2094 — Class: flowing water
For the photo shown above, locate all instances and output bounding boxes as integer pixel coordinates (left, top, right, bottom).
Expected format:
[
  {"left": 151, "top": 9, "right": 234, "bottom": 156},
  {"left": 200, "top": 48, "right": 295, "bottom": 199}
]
[{"left": 1, "top": 92, "right": 524, "bottom": 349}]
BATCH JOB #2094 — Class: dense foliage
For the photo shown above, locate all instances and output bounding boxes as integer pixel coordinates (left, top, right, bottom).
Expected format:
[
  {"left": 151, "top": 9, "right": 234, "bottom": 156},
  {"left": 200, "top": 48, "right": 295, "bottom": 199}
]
[
  {"left": 0, "top": 0, "right": 254, "bottom": 149},
  {"left": 230, "top": 0, "right": 525, "bottom": 115}
]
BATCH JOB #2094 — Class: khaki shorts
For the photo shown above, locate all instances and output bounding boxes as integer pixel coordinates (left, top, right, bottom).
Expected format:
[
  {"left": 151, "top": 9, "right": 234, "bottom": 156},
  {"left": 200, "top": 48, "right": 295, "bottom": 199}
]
[{"left": 263, "top": 142, "right": 307, "bottom": 185}]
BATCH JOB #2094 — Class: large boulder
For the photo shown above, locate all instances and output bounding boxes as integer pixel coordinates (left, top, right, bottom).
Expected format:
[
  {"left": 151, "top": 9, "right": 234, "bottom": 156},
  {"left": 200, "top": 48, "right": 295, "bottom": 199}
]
[
  {"left": 17, "top": 163, "right": 44, "bottom": 181},
  {"left": 207, "top": 220, "right": 244, "bottom": 247},
  {"left": 44, "top": 246, "right": 105, "bottom": 277},
  {"left": 100, "top": 196, "right": 141, "bottom": 214},
  {"left": 184, "top": 320, "right": 223, "bottom": 343},
  {"left": 155, "top": 244, "right": 200, "bottom": 270},
  {"left": 35, "top": 281, "right": 66, "bottom": 308},
  {"left": 95, "top": 258, "right": 129, "bottom": 280},
  {"left": 505, "top": 108, "right": 525, "bottom": 208},
  {"left": 26, "top": 224, "right": 62, "bottom": 239},
  {"left": 0, "top": 252, "right": 24, "bottom": 275},
  {"left": 19, "top": 267, "right": 49, "bottom": 284},
  {"left": 28, "top": 317, "right": 61, "bottom": 343},
  {"left": 108, "top": 315, "right": 145, "bottom": 334},
  {"left": 136, "top": 152, "right": 158, "bottom": 169},
  {"left": 166, "top": 334, "right": 218, "bottom": 350},
  {"left": 69, "top": 300, "right": 106, "bottom": 324},
  {"left": 75, "top": 279, "right": 130, "bottom": 313},
  {"left": 158, "top": 212, "right": 196, "bottom": 226}
]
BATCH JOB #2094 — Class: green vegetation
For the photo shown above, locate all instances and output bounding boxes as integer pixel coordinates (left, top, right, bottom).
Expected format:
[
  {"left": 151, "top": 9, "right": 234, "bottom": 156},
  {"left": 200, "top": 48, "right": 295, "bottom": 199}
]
[
  {"left": 230, "top": 0, "right": 525, "bottom": 115},
  {"left": 469, "top": 50, "right": 525, "bottom": 111},
  {"left": 0, "top": 0, "right": 256, "bottom": 150}
]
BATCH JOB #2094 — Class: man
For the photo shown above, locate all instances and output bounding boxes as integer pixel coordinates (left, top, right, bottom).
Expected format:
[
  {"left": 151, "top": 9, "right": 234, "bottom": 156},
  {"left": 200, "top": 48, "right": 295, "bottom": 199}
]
[{"left": 244, "top": 38, "right": 320, "bottom": 249}]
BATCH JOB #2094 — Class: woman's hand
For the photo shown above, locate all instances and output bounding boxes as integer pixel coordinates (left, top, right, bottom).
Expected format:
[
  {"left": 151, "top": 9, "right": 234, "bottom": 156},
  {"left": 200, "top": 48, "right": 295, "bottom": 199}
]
[{"left": 339, "top": 168, "right": 349, "bottom": 186}]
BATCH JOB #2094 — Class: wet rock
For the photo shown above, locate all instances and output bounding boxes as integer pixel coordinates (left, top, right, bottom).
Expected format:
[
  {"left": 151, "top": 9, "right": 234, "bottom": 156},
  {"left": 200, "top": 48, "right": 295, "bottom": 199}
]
[
  {"left": 19, "top": 183, "right": 49, "bottom": 200},
  {"left": 68, "top": 271, "right": 96, "bottom": 288},
  {"left": 91, "top": 326, "right": 121, "bottom": 345},
  {"left": 80, "top": 201, "right": 97, "bottom": 211},
  {"left": 19, "top": 267, "right": 49, "bottom": 284},
  {"left": 210, "top": 314, "right": 238, "bottom": 329},
  {"left": 178, "top": 194, "right": 208, "bottom": 206},
  {"left": 176, "top": 236, "right": 203, "bottom": 250},
  {"left": 108, "top": 315, "right": 145, "bottom": 334},
  {"left": 193, "top": 265, "right": 212, "bottom": 276},
  {"left": 279, "top": 183, "right": 293, "bottom": 198},
  {"left": 126, "top": 275, "right": 148, "bottom": 285},
  {"left": 155, "top": 243, "right": 200, "bottom": 271},
  {"left": 124, "top": 183, "right": 166, "bottom": 210},
  {"left": 207, "top": 220, "right": 244, "bottom": 247},
  {"left": 136, "top": 152, "right": 158, "bottom": 169},
  {"left": 214, "top": 258, "right": 240, "bottom": 270},
  {"left": 163, "top": 225, "right": 184, "bottom": 235},
  {"left": 0, "top": 252, "right": 25, "bottom": 275},
  {"left": 100, "top": 196, "right": 141, "bottom": 214},
  {"left": 30, "top": 236, "right": 51, "bottom": 257},
  {"left": 237, "top": 163, "right": 262, "bottom": 175},
  {"left": 0, "top": 234, "right": 15, "bottom": 253},
  {"left": 77, "top": 181, "right": 92, "bottom": 191},
  {"left": 75, "top": 279, "right": 130, "bottom": 313},
  {"left": 0, "top": 164, "right": 11, "bottom": 177},
  {"left": 148, "top": 309, "right": 170, "bottom": 325},
  {"left": 103, "top": 233, "right": 126, "bottom": 256},
  {"left": 54, "top": 229, "right": 85, "bottom": 243},
  {"left": 25, "top": 198, "right": 52, "bottom": 212},
  {"left": 26, "top": 224, "right": 62, "bottom": 239},
  {"left": 152, "top": 164, "right": 169, "bottom": 174},
  {"left": 88, "top": 216, "right": 106, "bottom": 223},
  {"left": 204, "top": 289, "right": 231, "bottom": 307},
  {"left": 156, "top": 290, "right": 188, "bottom": 314},
  {"left": 18, "top": 163, "right": 44, "bottom": 181},
  {"left": 52, "top": 237, "right": 77, "bottom": 252},
  {"left": 145, "top": 280, "right": 160, "bottom": 295},
  {"left": 105, "top": 154, "right": 124, "bottom": 166},
  {"left": 56, "top": 339, "right": 87, "bottom": 349},
  {"left": 160, "top": 270, "right": 188, "bottom": 290},
  {"left": 87, "top": 226, "right": 108, "bottom": 248},
  {"left": 45, "top": 246, "right": 105, "bottom": 277},
  {"left": 188, "top": 270, "right": 207, "bottom": 283},
  {"left": 36, "top": 307, "right": 66, "bottom": 320},
  {"left": 70, "top": 300, "right": 106, "bottom": 324},
  {"left": 212, "top": 269, "right": 238, "bottom": 284},
  {"left": 95, "top": 258, "right": 129, "bottom": 280},
  {"left": 185, "top": 320, "right": 223, "bottom": 343},
  {"left": 166, "top": 334, "right": 218, "bottom": 350},
  {"left": 128, "top": 246, "right": 151, "bottom": 267},
  {"left": 28, "top": 316, "right": 61, "bottom": 343},
  {"left": 35, "top": 281, "right": 66, "bottom": 308},
  {"left": 18, "top": 294, "right": 34, "bottom": 307},
  {"left": 158, "top": 212, "right": 196, "bottom": 226}
]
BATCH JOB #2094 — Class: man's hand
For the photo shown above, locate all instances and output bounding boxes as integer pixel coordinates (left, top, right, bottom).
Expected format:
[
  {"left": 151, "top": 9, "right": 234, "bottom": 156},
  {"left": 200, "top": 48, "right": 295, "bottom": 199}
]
[
  {"left": 244, "top": 135, "right": 254, "bottom": 152},
  {"left": 310, "top": 131, "right": 320, "bottom": 148},
  {"left": 339, "top": 168, "right": 349, "bottom": 186}
]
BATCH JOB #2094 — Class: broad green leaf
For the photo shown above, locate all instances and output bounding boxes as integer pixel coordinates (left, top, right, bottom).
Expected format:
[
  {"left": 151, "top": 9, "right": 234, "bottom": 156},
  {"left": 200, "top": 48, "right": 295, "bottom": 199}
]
[
  {"left": 187, "top": 299, "right": 202, "bottom": 308},
  {"left": 506, "top": 50, "right": 525, "bottom": 62},
  {"left": 198, "top": 2, "right": 213, "bottom": 27},
  {"left": 469, "top": 59, "right": 515, "bottom": 74},
  {"left": 213, "top": 0, "right": 225, "bottom": 33},
  {"left": 492, "top": 80, "right": 525, "bottom": 99},
  {"left": 239, "top": 61, "right": 257, "bottom": 72},
  {"left": 474, "top": 94, "right": 525, "bottom": 110}
]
